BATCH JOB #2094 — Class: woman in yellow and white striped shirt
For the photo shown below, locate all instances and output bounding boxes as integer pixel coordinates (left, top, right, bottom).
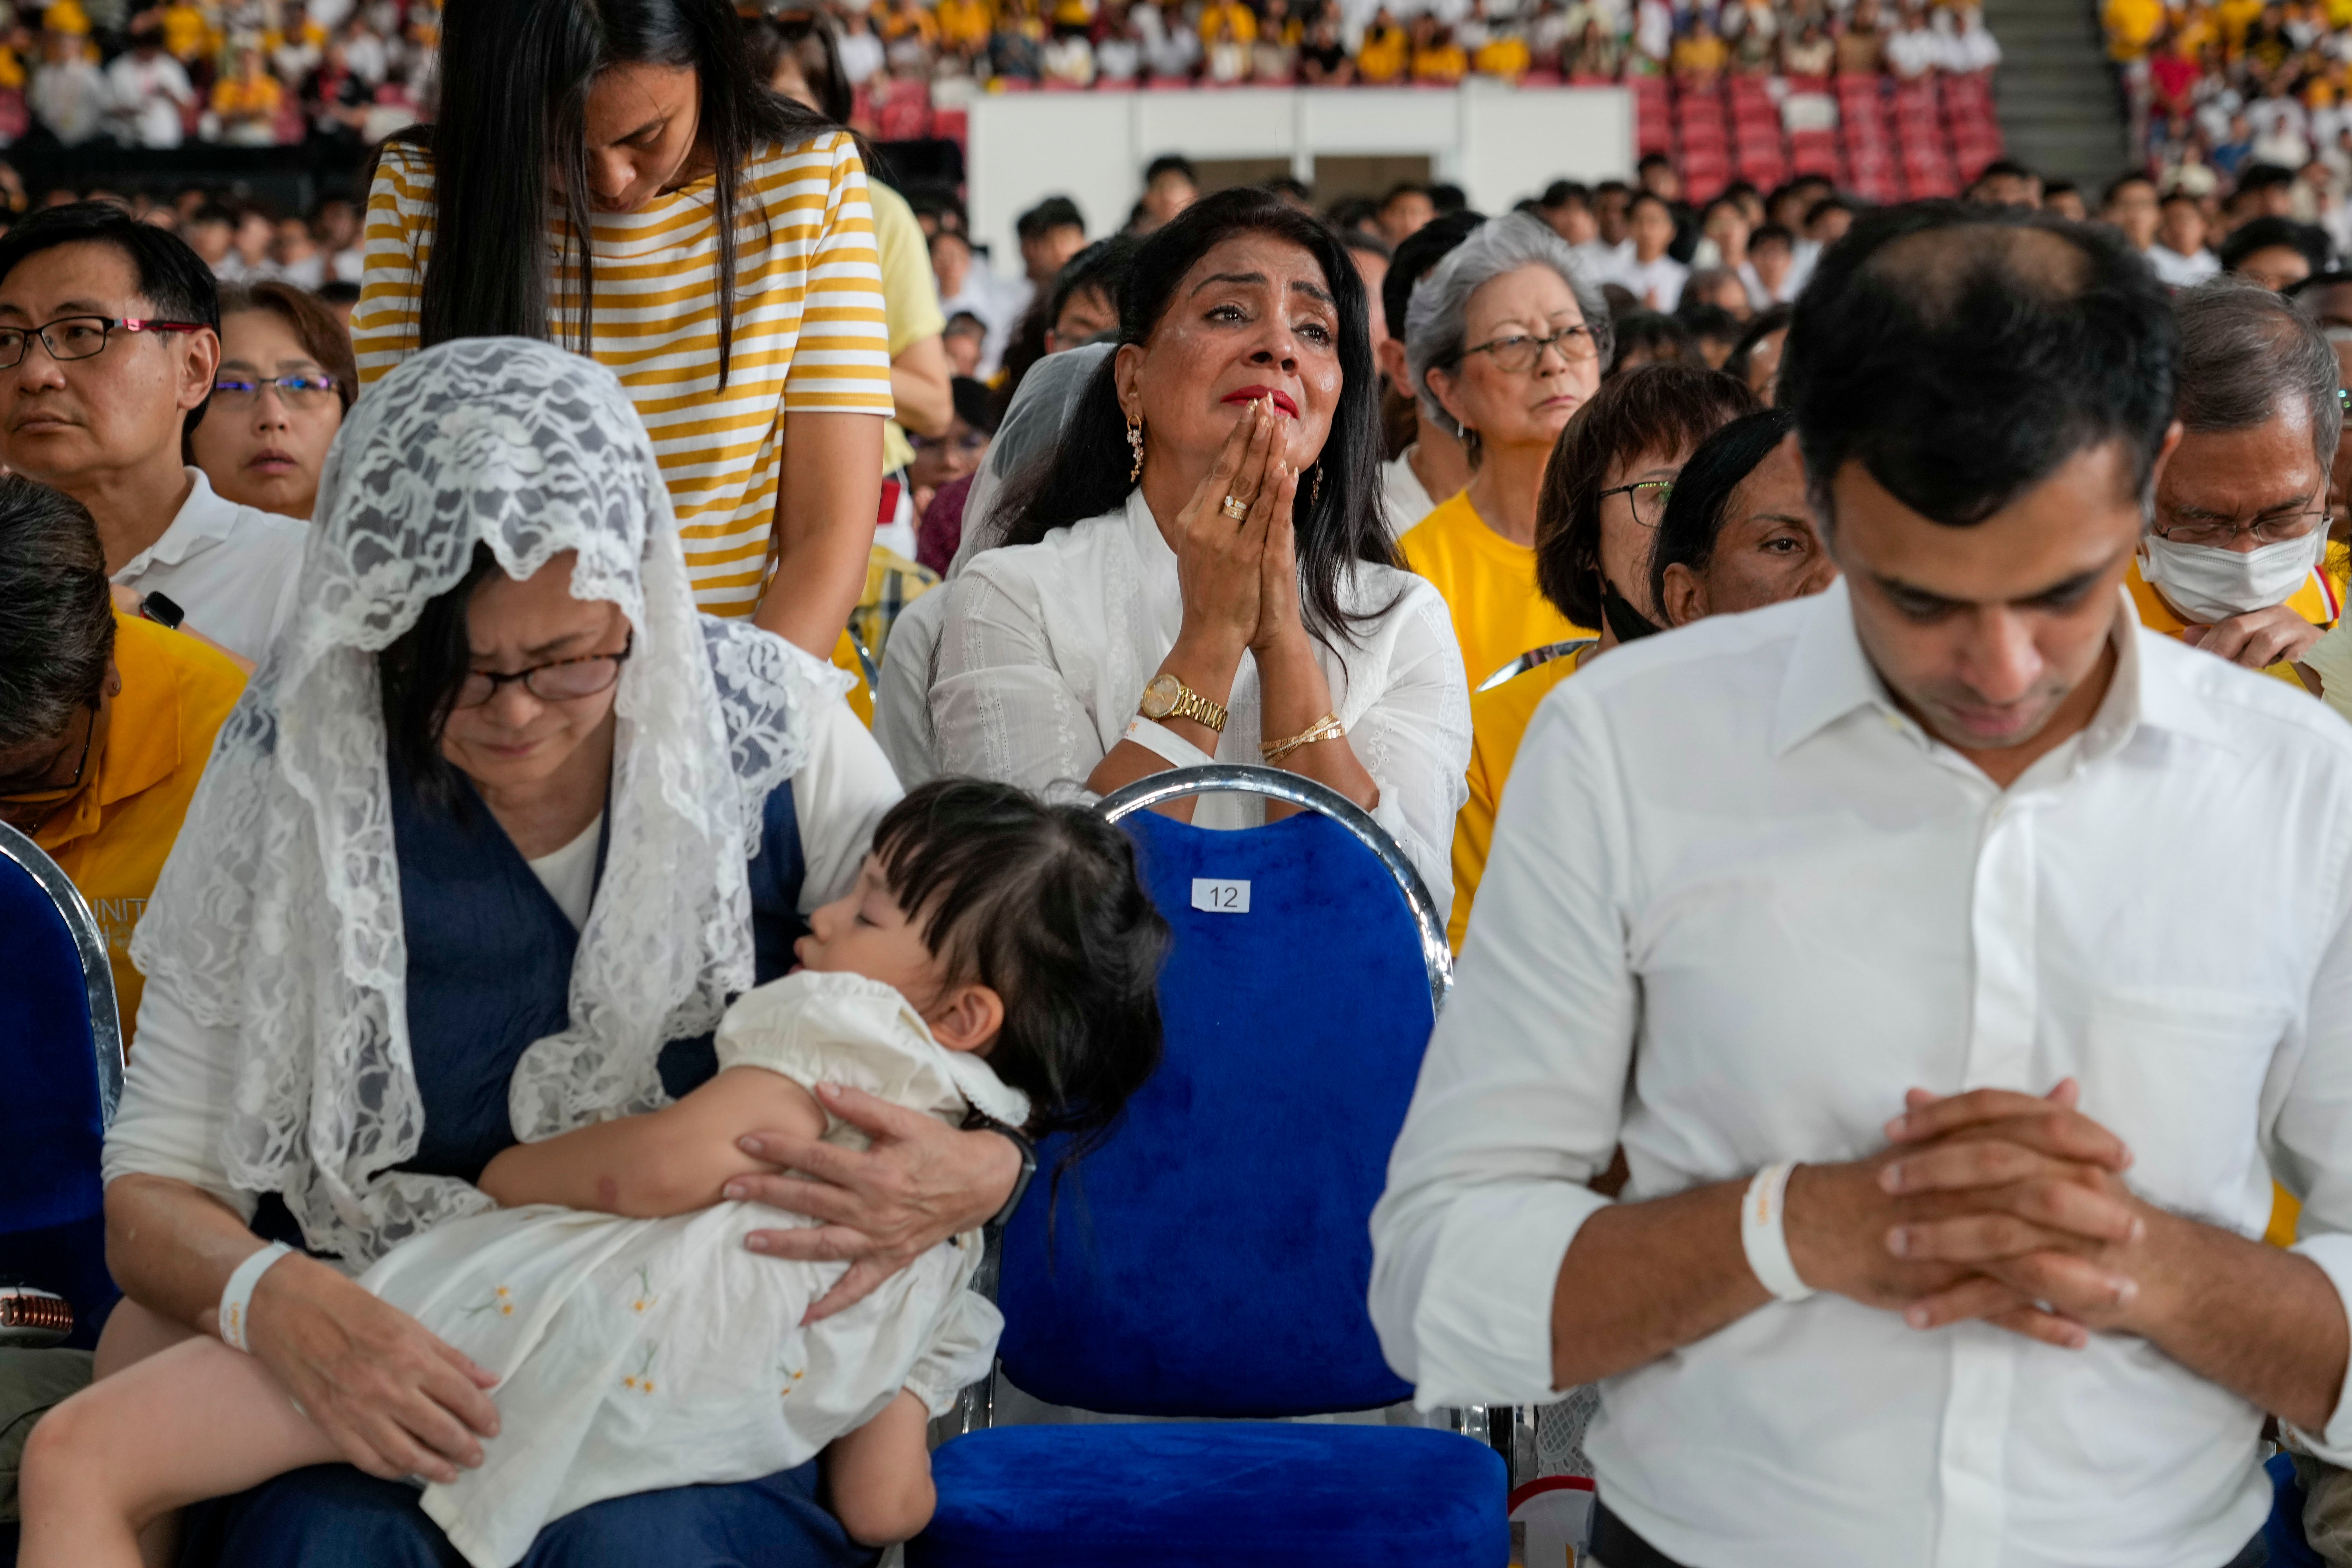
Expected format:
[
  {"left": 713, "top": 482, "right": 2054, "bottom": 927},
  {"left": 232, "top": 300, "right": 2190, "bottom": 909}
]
[{"left": 352, "top": 0, "right": 893, "bottom": 654}]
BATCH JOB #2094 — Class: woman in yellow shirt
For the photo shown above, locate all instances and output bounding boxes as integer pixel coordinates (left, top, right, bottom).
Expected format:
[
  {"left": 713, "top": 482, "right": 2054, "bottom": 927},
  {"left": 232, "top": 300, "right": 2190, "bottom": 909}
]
[
  {"left": 1399, "top": 213, "right": 1608, "bottom": 690},
  {"left": 1357, "top": 8, "right": 1408, "bottom": 82},
  {"left": 352, "top": 0, "right": 893, "bottom": 657},
  {"left": 1449, "top": 364, "right": 1758, "bottom": 947}
]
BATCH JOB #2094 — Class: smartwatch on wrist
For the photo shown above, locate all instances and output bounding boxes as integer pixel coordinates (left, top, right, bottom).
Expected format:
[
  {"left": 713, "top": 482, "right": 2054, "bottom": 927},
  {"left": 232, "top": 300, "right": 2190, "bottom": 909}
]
[
  {"left": 963, "top": 1110, "right": 1038, "bottom": 1232},
  {"left": 138, "top": 591, "right": 186, "bottom": 630}
]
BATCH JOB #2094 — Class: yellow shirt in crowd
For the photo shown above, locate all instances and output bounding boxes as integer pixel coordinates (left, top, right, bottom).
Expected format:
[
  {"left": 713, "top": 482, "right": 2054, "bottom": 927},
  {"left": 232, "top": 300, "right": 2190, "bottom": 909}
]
[
  {"left": 2103, "top": 0, "right": 2163, "bottom": 59},
  {"left": 1198, "top": 0, "right": 1258, "bottom": 42},
  {"left": 1412, "top": 40, "right": 1468, "bottom": 81},
  {"left": 1449, "top": 651, "right": 1580, "bottom": 950},
  {"left": 936, "top": 0, "right": 995, "bottom": 49},
  {"left": 1357, "top": 25, "right": 1407, "bottom": 81},
  {"left": 872, "top": 180, "right": 946, "bottom": 478},
  {"left": 354, "top": 135, "right": 895, "bottom": 619},
  {"left": 158, "top": 0, "right": 214, "bottom": 60},
  {"left": 1473, "top": 32, "right": 1530, "bottom": 77},
  {"left": 2123, "top": 554, "right": 2337, "bottom": 691},
  {"left": 211, "top": 71, "right": 283, "bottom": 121},
  {"left": 36, "top": 615, "right": 245, "bottom": 1032},
  {"left": 1399, "top": 488, "right": 1592, "bottom": 693}
]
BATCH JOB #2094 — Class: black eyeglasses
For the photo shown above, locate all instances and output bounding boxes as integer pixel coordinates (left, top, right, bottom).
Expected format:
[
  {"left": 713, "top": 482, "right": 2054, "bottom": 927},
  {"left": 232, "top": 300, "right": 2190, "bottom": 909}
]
[
  {"left": 213, "top": 373, "right": 340, "bottom": 409},
  {"left": 456, "top": 632, "right": 634, "bottom": 708},
  {"left": 0, "top": 315, "right": 206, "bottom": 371},
  {"left": 1598, "top": 478, "right": 1674, "bottom": 527},
  {"left": 1464, "top": 324, "right": 1601, "bottom": 373},
  {"left": 0, "top": 703, "right": 96, "bottom": 826}
]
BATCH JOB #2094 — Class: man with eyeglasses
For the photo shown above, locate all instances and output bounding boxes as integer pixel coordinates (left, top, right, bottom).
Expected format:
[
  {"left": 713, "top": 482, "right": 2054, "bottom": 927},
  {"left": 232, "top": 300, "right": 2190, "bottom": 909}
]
[
  {"left": 2129, "top": 279, "right": 2344, "bottom": 691},
  {"left": 0, "top": 474, "right": 242, "bottom": 1030},
  {"left": 0, "top": 202, "right": 304, "bottom": 666}
]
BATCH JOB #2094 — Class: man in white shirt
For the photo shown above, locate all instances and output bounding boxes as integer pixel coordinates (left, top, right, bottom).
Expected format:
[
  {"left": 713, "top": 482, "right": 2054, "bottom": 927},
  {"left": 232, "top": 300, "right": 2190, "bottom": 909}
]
[
  {"left": 0, "top": 205, "right": 303, "bottom": 665},
  {"left": 1605, "top": 191, "right": 1689, "bottom": 311},
  {"left": 1373, "top": 204, "right": 2352, "bottom": 1566},
  {"left": 2152, "top": 188, "right": 2225, "bottom": 288},
  {"left": 105, "top": 23, "right": 195, "bottom": 149}
]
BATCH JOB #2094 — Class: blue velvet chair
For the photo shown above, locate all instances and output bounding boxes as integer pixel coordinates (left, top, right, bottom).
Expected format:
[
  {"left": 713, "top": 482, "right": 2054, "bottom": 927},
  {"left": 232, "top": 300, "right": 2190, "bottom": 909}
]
[
  {"left": 0, "top": 820, "right": 124, "bottom": 1350},
  {"left": 910, "top": 766, "right": 1508, "bottom": 1568}
]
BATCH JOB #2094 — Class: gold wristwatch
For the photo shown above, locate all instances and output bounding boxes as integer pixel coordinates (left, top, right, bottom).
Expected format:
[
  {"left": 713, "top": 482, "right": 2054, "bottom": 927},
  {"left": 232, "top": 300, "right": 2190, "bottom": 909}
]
[{"left": 1139, "top": 671, "right": 1227, "bottom": 733}]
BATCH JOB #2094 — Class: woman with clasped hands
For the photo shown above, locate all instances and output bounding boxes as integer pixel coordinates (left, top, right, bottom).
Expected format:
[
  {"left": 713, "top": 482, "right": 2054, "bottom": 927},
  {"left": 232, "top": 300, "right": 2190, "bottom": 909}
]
[{"left": 929, "top": 188, "right": 1471, "bottom": 910}]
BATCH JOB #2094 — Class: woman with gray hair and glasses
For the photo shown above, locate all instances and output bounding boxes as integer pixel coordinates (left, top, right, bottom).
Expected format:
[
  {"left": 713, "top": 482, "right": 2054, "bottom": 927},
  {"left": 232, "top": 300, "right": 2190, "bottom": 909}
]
[{"left": 1399, "top": 212, "right": 1615, "bottom": 690}]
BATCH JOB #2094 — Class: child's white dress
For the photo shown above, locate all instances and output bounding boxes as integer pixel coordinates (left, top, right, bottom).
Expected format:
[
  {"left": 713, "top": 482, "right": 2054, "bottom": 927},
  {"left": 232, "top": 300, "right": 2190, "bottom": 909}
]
[{"left": 356, "top": 970, "right": 1026, "bottom": 1568}]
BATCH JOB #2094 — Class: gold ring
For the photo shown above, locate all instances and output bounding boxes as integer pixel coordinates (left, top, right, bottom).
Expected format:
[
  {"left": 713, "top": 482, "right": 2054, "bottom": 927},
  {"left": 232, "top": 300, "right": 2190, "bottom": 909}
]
[{"left": 1220, "top": 495, "right": 1250, "bottom": 520}]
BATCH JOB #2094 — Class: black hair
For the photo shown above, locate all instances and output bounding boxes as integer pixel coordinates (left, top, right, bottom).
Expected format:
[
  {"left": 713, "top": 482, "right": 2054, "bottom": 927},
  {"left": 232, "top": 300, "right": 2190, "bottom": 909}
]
[
  {"left": 1325, "top": 195, "right": 1379, "bottom": 235},
  {"left": 742, "top": 8, "right": 851, "bottom": 120},
  {"left": 1341, "top": 228, "right": 1392, "bottom": 263},
  {"left": 1429, "top": 182, "right": 1469, "bottom": 214},
  {"left": 0, "top": 476, "right": 113, "bottom": 752},
  {"left": 1382, "top": 206, "right": 1484, "bottom": 341},
  {"left": 1676, "top": 301, "right": 1742, "bottom": 352},
  {"left": 1637, "top": 152, "right": 1673, "bottom": 173},
  {"left": 413, "top": 0, "right": 831, "bottom": 392},
  {"left": 1261, "top": 174, "right": 1314, "bottom": 205},
  {"left": 2104, "top": 171, "right": 2158, "bottom": 205},
  {"left": 2236, "top": 162, "right": 2299, "bottom": 196},
  {"left": 1535, "top": 362, "right": 1759, "bottom": 626},
  {"left": 1722, "top": 301, "right": 1793, "bottom": 390},
  {"left": 187, "top": 203, "right": 235, "bottom": 230},
  {"left": 1607, "top": 309, "right": 1696, "bottom": 374},
  {"left": 2220, "top": 215, "right": 2331, "bottom": 278},
  {"left": 1781, "top": 202, "right": 2177, "bottom": 527},
  {"left": 1048, "top": 234, "right": 1142, "bottom": 331},
  {"left": 1018, "top": 195, "right": 1087, "bottom": 242},
  {"left": 1975, "top": 158, "right": 2034, "bottom": 183},
  {"left": 1145, "top": 153, "right": 1199, "bottom": 185},
  {"left": 318, "top": 279, "right": 364, "bottom": 307},
  {"left": 1629, "top": 190, "right": 1674, "bottom": 218},
  {"left": 1541, "top": 179, "right": 1591, "bottom": 209},
  {"left": 943, "top": 309, "right": 987, "bottom": 336},
  {"left": 997, "top": 187, "right": 1398, "bottom": 641},
  {"left": 0, "top": 201, "right": 221, "bottom": 440},
  {"left": 2043, "top": 179, "right": 2081, "bottom": 201},
  {"left": 1803, "top": 195, "right": 1855, "bottom": 229},
  {"left": 1647, "top": 406, "right": 1798, "bottom": 611},
  {"left": 950, "top": 374, "right": 998, "bottom": 434},
  {"left": 870, "top": 777, "right": 1166, "bottom": 1161},
  {"left": 379, "top": 542, "right": 505, "bottom": 813},
  {"left": 1380, "top": 181, "right": 1429, "bottom": 208},
  {"left": 1750, "top": 222, "right": 1795, "bottom": 251}
]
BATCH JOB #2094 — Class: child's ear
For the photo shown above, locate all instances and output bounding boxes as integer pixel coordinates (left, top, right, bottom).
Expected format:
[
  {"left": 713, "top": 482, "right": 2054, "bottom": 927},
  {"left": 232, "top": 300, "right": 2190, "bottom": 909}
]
[{"left": 927, "top": 982, "right": 1006, "bottom": 1054}]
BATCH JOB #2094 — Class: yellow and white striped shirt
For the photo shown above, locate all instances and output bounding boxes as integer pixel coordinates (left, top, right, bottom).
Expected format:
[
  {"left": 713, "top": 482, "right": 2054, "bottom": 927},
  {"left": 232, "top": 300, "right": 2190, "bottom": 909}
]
[{"left": 353, "top": 133, "right": 895, "bottom": 617}]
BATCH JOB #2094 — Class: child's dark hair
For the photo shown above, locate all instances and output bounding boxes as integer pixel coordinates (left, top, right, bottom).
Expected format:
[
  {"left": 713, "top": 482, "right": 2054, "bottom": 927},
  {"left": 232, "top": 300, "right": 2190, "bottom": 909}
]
[{"left": 872, "top": 778, "right": 1168, "bottom": 1161}]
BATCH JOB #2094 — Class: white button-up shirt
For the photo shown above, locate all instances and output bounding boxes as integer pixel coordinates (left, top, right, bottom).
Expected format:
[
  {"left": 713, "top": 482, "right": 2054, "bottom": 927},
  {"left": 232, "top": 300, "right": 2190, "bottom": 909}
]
[
  {"left": 112, "top": 468, "right": 306, "bottom": 664},
  {"left": 1370, "top": 579, "right": 2352, "bottom": 1568}
]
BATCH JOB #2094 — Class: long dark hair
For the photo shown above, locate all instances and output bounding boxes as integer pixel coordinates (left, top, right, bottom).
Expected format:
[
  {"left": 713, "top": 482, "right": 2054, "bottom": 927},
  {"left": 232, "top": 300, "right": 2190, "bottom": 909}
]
[
  {"left": 418, "top": 0, "right": 834, "bottom": 390},
  {"left": 380, "top": 543, "right": 504, "bottom": 813},
  {"left": 996, "top": 188, "right": 1396, "bottom": 644}
]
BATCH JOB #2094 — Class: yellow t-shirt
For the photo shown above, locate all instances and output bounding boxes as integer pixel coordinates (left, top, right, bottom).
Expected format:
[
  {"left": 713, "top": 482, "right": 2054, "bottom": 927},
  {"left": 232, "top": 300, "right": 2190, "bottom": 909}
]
[
  {"left": 937, "top": 0, "right": 994, "bottom": 48},
  {"left": 1198, "top": 1, "right": 1258, "bottom": 42},
  {"left": 159, "top": 1, "right": 212, "bottom": 59},
  {"left": 2123, "top": 554, "right": 2336, "bottom": 690},
  {"left": 2104, "top": 0, "right": 2163, "bottom": 57},
  {"left": 1399, "top": 488, "right": 1593, "bottom": 693},
  {"left": 211, "top": 72, "right": 283, "bottom": 119},
  {"left": 36, "top": 615, "right": 245, "bottom": 1034},
  {"left": 353, "top": 135, "right": 895, "bottom": 619},
  {"left": 1358, "top": 25, "right": 1407, "bottom": 81},
  {"left": 1412, "top": 42, "right": 1468, "bottom": 81},
  {"left": 1473, "top": 33, "right": 1530, "bottom": 77},
  {"left": 872, "top": 181, "right": 946, "bottom": 477},
  {"left": 1449, "top": 652, "right": 1579, "bottom": 950}
]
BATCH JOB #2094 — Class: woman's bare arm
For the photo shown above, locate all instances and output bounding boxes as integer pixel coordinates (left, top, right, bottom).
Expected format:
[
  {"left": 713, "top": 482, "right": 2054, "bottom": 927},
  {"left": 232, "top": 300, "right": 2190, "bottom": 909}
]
[
  {"left": 758, "top": 410, "right": 886, "bottom": 656},
  {"left": 478, "top": 1068, "right": 828, "bottom": 1218}
]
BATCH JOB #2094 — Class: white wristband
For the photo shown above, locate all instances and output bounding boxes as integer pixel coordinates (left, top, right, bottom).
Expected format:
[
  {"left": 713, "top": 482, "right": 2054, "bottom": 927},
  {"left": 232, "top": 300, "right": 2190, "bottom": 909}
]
[
  {"left": 217, "top": 1241, "right": 294, "bottom": 1352},
  {"left": 1122, "top": 714, "right": 1216, "bottom": 770},
  {"left": 1741, "top": 1161, "right": 1814, "bottom": 1303}
]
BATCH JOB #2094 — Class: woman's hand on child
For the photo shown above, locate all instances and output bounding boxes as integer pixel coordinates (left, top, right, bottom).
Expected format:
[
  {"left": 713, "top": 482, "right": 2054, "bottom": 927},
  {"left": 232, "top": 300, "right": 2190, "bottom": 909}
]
[
  {"left": 247, "top": 1254, "right": 501, "bottom": 1484},
  {"left": 728, "top": 1083, "right": 1022, "bottom": 1322}
]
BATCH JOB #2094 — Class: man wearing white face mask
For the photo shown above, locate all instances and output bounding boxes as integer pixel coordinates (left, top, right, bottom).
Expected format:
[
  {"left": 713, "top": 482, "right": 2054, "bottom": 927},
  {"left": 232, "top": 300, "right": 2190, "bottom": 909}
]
[{"left": 2129, "top": 280, "right": 2343, "bottom": 692}]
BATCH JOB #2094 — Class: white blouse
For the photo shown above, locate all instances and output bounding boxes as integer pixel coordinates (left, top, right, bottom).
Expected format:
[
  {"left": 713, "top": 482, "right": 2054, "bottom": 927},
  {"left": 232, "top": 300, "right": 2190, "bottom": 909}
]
[{"left": 929, "top": 489, "right": 1472, "bottom": 914}]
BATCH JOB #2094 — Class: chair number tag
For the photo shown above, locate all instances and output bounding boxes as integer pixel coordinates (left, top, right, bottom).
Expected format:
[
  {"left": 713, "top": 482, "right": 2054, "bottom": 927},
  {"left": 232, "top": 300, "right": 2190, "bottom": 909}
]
[{"left": 1191, "top": 879, "right": 1250, "bottom": 914}]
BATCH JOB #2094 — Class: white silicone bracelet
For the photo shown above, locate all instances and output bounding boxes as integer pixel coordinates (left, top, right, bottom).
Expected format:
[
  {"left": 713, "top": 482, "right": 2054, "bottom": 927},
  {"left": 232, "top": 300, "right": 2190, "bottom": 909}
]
[
  {"left": 217, "top": 1241, "right": 294, "bottom": 1352},
  {"left": 1741, "top": 1161, "right": 1814, "bottom": 1303}
]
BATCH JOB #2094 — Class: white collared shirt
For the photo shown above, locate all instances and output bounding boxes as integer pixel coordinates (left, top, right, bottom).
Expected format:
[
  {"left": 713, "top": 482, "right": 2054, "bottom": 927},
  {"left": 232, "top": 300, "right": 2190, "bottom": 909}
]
[
  {"left": 1371, "top": 580, "right": 2352, "bottom": 1568},
  {"left": 929, "top": 488, "right": 1471, "bottom": 913},
  {"left": 112, "top": 468, "right": 307, "bottom": 664},
  {"left": 2148, "top": 242, "right": 2223, "bottom": 289}
]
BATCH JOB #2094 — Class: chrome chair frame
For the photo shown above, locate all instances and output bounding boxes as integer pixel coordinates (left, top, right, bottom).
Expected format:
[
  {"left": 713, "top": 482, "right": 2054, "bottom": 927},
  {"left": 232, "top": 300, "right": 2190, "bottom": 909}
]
[
  {"left": 1478, "top": 638, "right": 1596, "bottom": 695},
  {"left": 940, "top": 766, "right": 1535, "bottom": 1484},
  {"left": 0, "top": 818, "right": 124, "bottom": 1126}
]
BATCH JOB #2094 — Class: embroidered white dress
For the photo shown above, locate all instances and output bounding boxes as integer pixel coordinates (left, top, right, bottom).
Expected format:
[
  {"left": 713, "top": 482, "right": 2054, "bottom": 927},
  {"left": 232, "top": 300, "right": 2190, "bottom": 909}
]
[{"left": 357, "top": 971, "right": 1024, "bottom": 1568}]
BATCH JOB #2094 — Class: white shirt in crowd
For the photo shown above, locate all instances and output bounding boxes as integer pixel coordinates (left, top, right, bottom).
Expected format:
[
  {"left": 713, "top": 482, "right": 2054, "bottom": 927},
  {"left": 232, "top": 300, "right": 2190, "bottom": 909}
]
[
  {"left": 1381, "top": 447, "right": 1441, "bottom": 540},
  {"left": 1372, "top": 580, "right": 2352, "bottom": 1567},
  {"left": 1607, "top": 251, "right": 1690, "bottom": 312},
  {"left": 1570, "top": 236, "right": 1633, "bottom": 286},
  {"left": 110, "top": 468, "right": 307, "bottom": 665},
  {"left": 31, "top": 53, "right": 112, "bottom": 146},
  {"left": 106, "top": 50, "right": 194, "bottom": 148},
  {"left": 2149, "top": 242, "right": 2223, "bottom": 288},
  {"left": 929, "top": 488, "right": 1472, "bottom": 912},
  {"left": 103, "top": 693, "right": 903, "bottom": 1218}
]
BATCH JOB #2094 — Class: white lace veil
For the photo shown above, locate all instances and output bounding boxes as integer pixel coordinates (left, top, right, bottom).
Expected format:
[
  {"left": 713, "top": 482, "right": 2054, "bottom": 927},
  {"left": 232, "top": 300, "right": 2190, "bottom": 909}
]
[{"left": 131, "top": 338, "right": 847, "bottom": 1268}]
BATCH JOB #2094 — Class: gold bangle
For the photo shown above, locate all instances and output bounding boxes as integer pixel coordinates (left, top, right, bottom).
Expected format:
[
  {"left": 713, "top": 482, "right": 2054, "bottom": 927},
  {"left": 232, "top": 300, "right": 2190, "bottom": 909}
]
[{"left": 1261, "top": 711, "right": 1343, "bottom": 764}]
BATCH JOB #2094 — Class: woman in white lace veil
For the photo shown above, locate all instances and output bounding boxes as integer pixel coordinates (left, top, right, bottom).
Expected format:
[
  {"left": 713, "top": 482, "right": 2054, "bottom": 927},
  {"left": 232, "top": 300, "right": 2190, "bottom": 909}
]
[{"left": 98, "top": 339, "right": 1026, "bottom": 1566}]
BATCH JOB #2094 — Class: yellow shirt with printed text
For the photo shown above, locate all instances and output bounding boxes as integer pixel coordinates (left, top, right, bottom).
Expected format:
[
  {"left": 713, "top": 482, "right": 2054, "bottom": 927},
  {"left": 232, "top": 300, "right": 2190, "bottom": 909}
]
[{"left": 35, "top": 615, "right": 245, "bottom": 1035}]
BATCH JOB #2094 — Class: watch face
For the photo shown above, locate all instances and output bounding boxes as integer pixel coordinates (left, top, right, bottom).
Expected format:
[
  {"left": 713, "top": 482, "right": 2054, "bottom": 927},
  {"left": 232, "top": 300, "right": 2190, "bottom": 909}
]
[{"left": 1140, "top": 671, "right": 1181, "bottom": 718}]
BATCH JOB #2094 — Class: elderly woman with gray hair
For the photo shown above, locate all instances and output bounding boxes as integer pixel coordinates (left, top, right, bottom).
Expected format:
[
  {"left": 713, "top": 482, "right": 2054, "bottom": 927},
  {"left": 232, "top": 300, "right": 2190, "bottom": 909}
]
[{"left": 1398, "top": 212, "right": 1614, "bottom": 690}]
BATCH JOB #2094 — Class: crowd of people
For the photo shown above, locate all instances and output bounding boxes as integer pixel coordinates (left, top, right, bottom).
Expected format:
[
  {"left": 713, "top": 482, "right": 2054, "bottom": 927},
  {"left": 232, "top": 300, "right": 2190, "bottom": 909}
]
[
  {"left": 0, "top": 0, "right": 436, "bottom": 150},
  {"left": 18, "top": 0, "right": 2352, "bottom": 1564}
]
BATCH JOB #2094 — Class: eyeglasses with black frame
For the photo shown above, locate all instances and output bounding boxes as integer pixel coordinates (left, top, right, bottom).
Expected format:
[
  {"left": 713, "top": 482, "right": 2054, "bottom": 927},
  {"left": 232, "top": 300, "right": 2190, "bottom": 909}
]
[
  {"left": 0, "top": 316, "right": 207, "bottom": 371},
  {"left": 455, "top": 632, "right": 635, "bottom": 709},
  {"left": 0, "top": 703, "right": 97, "bottom": 825},
  {"left": 1599, "top": 478, "right": 1674, "bottom": 527},
  {"left": 212, "top": 373, "right": 340, "bottom": 409},
  {"left": 1464, "top": 324, "right": 1602, "bottom": 373}
]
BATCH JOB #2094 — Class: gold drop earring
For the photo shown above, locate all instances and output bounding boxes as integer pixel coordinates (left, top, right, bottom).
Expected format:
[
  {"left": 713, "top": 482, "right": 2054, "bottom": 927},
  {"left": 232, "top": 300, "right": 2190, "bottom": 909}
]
[{"left": 1127, "top": 414, "right": 1145, "bottom": 482}]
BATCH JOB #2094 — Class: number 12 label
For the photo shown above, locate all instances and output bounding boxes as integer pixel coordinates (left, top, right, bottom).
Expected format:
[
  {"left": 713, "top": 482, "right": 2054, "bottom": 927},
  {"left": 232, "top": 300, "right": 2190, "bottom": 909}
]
[{"left": 1191, "top": 879, "right": 1251, "bottom": 914}]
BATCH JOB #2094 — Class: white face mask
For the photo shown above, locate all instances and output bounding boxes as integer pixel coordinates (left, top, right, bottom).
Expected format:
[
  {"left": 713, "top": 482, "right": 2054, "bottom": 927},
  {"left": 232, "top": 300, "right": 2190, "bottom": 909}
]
[{"left": 2139, "top": 528, "right": 2321, "bottom": 624}]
